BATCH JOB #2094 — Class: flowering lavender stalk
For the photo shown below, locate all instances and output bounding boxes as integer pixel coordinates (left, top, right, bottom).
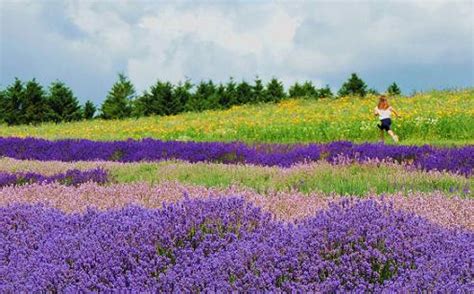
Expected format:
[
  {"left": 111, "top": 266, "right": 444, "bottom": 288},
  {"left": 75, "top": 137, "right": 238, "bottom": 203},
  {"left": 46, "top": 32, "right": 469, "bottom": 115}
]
[
  {"left": 0, "top": 137, "right": 472, "bottom": 174},
  {"left": 0, "top": 168, "right": 108, "bottom": 188},
  {"left": 0, "top": 181, "right": 472, "bottom": 230},
  {"left": 0, "top": 197, "right": 471, "bottom": 292}
]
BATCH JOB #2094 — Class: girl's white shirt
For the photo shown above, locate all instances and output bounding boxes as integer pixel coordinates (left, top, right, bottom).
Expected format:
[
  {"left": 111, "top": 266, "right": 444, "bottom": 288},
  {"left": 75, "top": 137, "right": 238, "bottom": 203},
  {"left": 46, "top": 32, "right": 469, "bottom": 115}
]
[{"left": 375, "top": 106, "right": 392, "bottom": 120}]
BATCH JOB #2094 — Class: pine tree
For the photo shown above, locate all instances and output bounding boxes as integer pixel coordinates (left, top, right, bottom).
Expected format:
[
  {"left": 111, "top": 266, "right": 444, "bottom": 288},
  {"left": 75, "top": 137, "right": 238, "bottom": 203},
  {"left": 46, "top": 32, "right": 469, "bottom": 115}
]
[
  {"left": 47, "top": 81, "right": 82, "bottom": 123},
  {"left": 317, "top": 85, "right": 333, "bottom": 98},
  {"left": 220, "top": 78, "right": 237, "bottom": 109},
  {"left": 23, "top": 79, "right": 52, "bottom": 124},
  {"left": 185, "top": 81, "right": 215, "bottom": 112},
  {"left": 101, "top": 73, "right": 135, "bottom": 119},
  {"left": 289, "top": 82, "right": 304, "bottom": 98},
  {"left": 3, "top": 78, "right": 25, "bottom": 125},
  {"left": 173, "top": 80, "right": 192, "bottom": 112},
  {"left": 387, "top": 82, "right": 401, "bottom": 96},
  {"left": 337, "top": 73, "right": 368, "bottom": 97},
  {"left": 265, "top": 78, "right": 286, "bottom": 103},
  {"left": 252, "top": 76, "right": 265, "bottom": 103},
  {"left": 236, "top": 80, "right": 252, "bottom": 105},
  {"left": 0, "top": 88, "right": 6, "bottom": 124},
  {"left": 301, "top": 81, "right": 318, "bottom": 98},
  {"left": 83, "top": 100, "right": 96, "bottom": 120}
]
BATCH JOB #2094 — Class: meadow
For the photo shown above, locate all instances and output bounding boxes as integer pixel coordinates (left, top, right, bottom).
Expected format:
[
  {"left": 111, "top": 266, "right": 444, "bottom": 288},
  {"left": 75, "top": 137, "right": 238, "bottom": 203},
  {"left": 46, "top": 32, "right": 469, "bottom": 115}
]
[
  {"left": 0, "top": 89, "right": 473, "bottom": 145},
  {"left": 0, "top": 89, "right": 472, "bottom": 291}
]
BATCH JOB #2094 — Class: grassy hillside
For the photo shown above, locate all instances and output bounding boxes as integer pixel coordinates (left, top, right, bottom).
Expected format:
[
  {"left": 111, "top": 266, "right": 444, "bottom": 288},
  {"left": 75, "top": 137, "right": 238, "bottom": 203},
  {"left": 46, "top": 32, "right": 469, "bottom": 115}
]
[{"left": 0, "top": 89, "right": 472, "bottom": 145}]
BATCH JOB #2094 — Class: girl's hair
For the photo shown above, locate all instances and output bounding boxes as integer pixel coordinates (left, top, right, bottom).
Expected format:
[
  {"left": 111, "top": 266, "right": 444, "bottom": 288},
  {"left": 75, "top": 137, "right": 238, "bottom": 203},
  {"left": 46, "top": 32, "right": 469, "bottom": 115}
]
[{"left": 378, "top": 96, "right": 389, "bottom": 110}]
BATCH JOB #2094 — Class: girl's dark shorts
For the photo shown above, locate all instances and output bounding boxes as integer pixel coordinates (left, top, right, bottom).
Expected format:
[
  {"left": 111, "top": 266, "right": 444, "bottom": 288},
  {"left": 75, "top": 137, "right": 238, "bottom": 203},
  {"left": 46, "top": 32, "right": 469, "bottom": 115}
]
[{"left": 378, "top": 118, "right": 392, "bottom": 131}]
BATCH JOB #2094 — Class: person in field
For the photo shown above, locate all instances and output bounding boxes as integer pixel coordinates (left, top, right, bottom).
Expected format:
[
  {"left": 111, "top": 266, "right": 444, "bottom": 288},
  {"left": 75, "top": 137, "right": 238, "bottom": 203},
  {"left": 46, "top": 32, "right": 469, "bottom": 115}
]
[{"left": 374, "top": 96, "right": 399, "bottom": 142}]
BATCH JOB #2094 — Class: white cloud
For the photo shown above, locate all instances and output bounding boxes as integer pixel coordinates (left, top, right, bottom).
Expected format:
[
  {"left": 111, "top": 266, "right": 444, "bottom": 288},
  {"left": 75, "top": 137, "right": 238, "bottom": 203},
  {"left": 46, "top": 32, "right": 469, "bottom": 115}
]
[{"left": 1, "top": 0, "right": 472, "bottom": 101}]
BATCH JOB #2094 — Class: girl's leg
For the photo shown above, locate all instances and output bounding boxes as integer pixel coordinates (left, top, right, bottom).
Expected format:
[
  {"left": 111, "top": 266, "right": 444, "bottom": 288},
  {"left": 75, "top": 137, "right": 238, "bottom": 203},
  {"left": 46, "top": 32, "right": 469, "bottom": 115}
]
[
  {"left": 388, "top": 130, "right": 399, "bottom": 142},
  {"left": 380, "top": 129, "right": 385, "bottom": 142}
]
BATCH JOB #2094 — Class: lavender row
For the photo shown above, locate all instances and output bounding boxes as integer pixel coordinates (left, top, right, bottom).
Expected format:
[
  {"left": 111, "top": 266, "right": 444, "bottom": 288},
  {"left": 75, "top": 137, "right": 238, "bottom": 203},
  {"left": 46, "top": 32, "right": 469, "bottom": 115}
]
[
  {"left": 1, "top": 197, "right": 471, "bottom": 292},
  {"left": 0, "top": 168, "right": 108, "bottom": 187},
  {"left": 1, "top": 137, "right": 473, "bottom": 174}
]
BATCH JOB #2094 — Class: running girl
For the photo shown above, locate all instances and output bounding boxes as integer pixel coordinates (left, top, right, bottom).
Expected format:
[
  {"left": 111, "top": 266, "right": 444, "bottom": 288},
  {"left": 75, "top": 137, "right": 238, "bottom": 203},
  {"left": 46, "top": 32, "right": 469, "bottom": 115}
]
[{"left": 374, "top": 96, "right": 399, "bottom": 142}]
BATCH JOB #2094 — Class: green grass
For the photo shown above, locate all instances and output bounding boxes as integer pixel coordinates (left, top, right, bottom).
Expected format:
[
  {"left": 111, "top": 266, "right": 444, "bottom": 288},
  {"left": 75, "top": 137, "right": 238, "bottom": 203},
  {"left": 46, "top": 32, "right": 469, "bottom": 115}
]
[{"left": 109, "top": 161, "right": 472, "bottom": 197}]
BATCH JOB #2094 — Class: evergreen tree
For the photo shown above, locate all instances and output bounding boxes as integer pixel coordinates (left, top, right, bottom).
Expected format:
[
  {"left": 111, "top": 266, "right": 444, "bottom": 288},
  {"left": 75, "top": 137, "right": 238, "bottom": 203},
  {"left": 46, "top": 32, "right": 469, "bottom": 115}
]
[
  {"left": 185, "top": 81, "right": 216, "bottom": 112},
  {"left": 23, "top": 79, "right": 52, "bottom": 124},
  {"left": 101, "top": 73, "right": 135, "bottom": 119},
  {"left": 220, "top": 78, "right": 237, "bottom": 109},
  {"left": 3, "top": 78, "right": 25, "bottom": 125},
  {"left": 387, "top": 82, "right": 401, "bottom": 96},
  {"left": 0, "top": 88, "right": 6, "bottom": 124},
  {"left": 47, "top": 81, "right": 82, "bottom": 123},
  {"left": 252, "top": 76, "right": 265, "bottom": 103},
  {"left": 265, "top": 78, "right": 286, "bottom": 103},
  {"left": 289, "top": 82, "right": 304, "bottom": 98},
  {"left": 83, "top": 100, "right": 96, "bottom": 120},
  {"left": 236, "top": 80, "right": 252, "bottom": 105},
  {"left": 317, "top": 85, "right": 333, "bottom": 98},
  {"left": 337, "top": 73, "right": 368, "bottom": 97},
  {"left": 173, "top": 80, "right": 193, "bottom": 112},
  {"left": 136, "top": 80, "right": 177, "bottom": 116},
  {"left": 301, "top": 81, "right": 318, "bottom": 98}
]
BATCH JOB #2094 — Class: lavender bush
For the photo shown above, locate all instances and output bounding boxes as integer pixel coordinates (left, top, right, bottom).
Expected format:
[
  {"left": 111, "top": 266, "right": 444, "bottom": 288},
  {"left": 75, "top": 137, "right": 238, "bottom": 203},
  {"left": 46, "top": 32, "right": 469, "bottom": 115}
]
[
  {"left": 0, "top": 137, "right": 472, "bottom": 174},
  {"left": 1, "top": 197, "right": 471, "bottom": 292},
  {"left": 0, "top": 168, "right": 108, "bottom": 187}
]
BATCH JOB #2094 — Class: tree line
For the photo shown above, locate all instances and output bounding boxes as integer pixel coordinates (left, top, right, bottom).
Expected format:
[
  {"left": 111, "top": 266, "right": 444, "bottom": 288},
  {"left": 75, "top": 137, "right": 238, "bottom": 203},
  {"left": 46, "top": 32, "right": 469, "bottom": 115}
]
[{"left": 0, "top": 73, "right": 401, "bottom": 125}]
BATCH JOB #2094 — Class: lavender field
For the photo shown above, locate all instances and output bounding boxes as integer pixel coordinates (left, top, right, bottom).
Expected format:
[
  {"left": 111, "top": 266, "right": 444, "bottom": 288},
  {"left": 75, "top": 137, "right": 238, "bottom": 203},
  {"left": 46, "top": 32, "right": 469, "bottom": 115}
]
[{"left": 0, "top": 137, "right": 473, "bottom": 291}]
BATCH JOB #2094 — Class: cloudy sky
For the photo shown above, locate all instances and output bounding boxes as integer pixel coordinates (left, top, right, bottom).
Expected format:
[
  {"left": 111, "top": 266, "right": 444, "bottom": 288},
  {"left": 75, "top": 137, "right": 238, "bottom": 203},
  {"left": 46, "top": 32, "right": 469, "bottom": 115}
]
[{"left": 1, "top": 0, "right": 473, "bottom": 104}]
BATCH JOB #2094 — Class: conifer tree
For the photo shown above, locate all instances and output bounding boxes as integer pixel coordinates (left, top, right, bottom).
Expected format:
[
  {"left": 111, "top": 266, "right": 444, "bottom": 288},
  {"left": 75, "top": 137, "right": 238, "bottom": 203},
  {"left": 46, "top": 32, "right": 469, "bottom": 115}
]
[
  {"left": 289, "top": 82, "right": 304, "bottom": 98},
  {"left": 48, "top": 81, "right": 82, "bottom": 123},
  {"left": 252, "top": 76, "right": 265, "bottom": 103},
  {"left": 236, "top": 80, "right": 252, "bottom": 105},
  {"left": 387, "top": 82, "right": 401, "bottom": 96},
  {"left": 337, "top": 73, "right": 368, "bottom": 97},
  {"left": 23, "top": 79, "right": 52, "bottom": 124},
  {"left": 83, "top": 100, "right": 96, "bottom": 120},
  {"left": 3, "top": 78, "right": 25, "bottom": 125},
  {"left": 101, "top": 73, "right": 135, "bottom": 119},
  {"left": 265, "top": 78, "right": 286, "bottom": 103}
]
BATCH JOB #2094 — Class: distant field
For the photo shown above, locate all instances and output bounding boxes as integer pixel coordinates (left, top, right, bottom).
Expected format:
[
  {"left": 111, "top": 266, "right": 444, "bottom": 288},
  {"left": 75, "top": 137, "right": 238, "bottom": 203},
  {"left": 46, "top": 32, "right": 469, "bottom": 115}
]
[{"left": 0, "top": 89, "right": 472, "bottom": 146}]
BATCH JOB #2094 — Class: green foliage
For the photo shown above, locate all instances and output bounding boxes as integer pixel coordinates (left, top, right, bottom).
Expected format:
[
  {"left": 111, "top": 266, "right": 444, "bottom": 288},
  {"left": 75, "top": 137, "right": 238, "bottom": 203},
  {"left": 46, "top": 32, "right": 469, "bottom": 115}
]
[
  {"left": 47, "top": 81, "right": 82, "bottom": 123},
  {"left": 100, "top": 73, "right": 135, "bottom": 119},
  {"left": 236, "top": 80, "right": 252, "bottom": 105},
  {"left": 387, "top": 82, "right": 401, "bottom": 96},
  {"left": 135, "top": 80, "right": 178, "bottom": 116},
  {"left": 0, "top": 88, "right": 6, "bottom": 124},
  {"left": 338, "top": 73, "right": 368, "bottom": 97},
  {"left": 318, "top": 85, "right": 333, "bottom": 98},
  {"left": 265, "top": 78, "right": 286, "bottom": 103},
  {"left": 173, "top": 81, "right": 193, "bottom": 111},
  {"left": 23, "top": 79, "right": 52, "bottom": 125},
  {"left": 220, "top": 78, "right": 237, "bottom": 109},
  {"left": 3, "top": 79, "right": 26, "bottom": 125},
  {"left": 186, "top": 81, "right": 216, "bottom": 112},
  {"left": 83, "top": 100, "right": 96, "bottom": 120},
  {"left": 252, "top": 76, "right": 266, "bottom": 103},
  {"left": 289, "top": 82, "right": 304, "bottom": 98}
]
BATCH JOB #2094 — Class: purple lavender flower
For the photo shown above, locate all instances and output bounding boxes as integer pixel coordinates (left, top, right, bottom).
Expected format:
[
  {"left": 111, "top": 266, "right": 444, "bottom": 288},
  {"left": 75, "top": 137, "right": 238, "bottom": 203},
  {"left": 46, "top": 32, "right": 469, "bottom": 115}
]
[
  {"left": 0, "top": 197, "right": 471, "bottom": 292},
  {"left": 0, "top": 168, "right": 108, "bottom": 188}
]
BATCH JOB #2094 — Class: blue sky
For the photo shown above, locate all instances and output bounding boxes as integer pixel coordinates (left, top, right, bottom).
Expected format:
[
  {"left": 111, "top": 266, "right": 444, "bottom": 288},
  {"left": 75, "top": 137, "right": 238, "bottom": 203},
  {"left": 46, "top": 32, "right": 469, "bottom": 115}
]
[{"left": 1, "top": 0, "right": 473, "bottom": 104}]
